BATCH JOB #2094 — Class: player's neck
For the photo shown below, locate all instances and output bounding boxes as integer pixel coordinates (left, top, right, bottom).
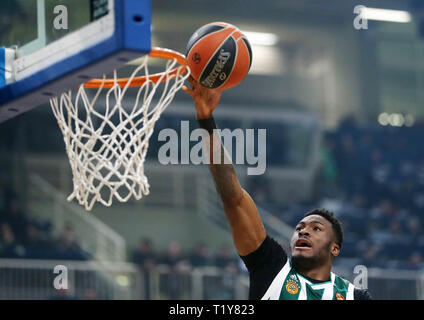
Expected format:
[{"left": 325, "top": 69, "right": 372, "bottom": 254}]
[{"left": 293, "top": 261, "right": 332, "bottom": 282}]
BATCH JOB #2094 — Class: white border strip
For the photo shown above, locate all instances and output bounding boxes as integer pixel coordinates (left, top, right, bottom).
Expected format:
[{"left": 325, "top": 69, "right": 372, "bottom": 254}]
[
  {"left": 18, "top": 0, "right": 47, "bottom": 57},
  {"left": 5, "top": 48, "right": 16, "bottom": 85},
  {"left": 14, "top": 0, "right": 115, "bottom": 82}
]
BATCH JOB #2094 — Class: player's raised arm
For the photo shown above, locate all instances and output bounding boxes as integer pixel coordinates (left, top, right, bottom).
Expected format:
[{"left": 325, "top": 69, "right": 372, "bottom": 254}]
[{"left": 183, "top": 76, "right": 266, "bottom": 256}]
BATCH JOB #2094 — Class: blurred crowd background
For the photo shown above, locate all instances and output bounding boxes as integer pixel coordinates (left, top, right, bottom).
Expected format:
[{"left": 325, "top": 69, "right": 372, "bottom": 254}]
[
  {"left": 2, "top": 114, "right": 423, "bottom": 271},
  {"left": 256, "top": 116, "right": 424, "bottom": 270}
]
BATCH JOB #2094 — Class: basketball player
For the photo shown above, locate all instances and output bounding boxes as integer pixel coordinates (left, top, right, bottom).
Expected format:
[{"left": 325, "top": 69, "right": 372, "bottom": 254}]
[{"left": 182, "top": 76, "right": 372, "bottom": 300}]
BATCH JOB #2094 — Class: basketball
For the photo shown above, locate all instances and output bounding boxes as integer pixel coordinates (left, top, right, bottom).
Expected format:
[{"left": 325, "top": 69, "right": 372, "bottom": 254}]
[{"left": 186, "top": 22, "right": 252, "bottom": 90}]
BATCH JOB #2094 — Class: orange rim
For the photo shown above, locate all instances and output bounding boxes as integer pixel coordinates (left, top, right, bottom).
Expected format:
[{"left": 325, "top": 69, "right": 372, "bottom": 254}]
[{"left": 83, "top": 47, "right": 188, "bottom": 89}]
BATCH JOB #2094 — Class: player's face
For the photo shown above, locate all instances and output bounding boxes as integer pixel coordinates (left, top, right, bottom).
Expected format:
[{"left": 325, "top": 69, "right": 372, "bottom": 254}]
[{"left": 290, "top": 215, "right": 338, "bottom": 263}]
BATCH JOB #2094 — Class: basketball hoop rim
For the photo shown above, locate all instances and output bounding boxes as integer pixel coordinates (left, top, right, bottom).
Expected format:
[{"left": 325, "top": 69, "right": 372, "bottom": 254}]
[{"left": 83, "top": 47, "right": 188, "bottom": 89}]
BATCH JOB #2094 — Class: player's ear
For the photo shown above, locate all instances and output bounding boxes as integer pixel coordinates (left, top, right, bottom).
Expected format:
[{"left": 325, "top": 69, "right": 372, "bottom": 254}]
[{"left": 331, "top": 242, "right": 340, "bottom": 258}]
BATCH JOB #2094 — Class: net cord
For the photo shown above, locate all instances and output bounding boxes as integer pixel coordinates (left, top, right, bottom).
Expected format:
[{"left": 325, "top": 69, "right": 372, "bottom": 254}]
[{"left": 50, "top": 54, "right": 189, "bottom": 210}]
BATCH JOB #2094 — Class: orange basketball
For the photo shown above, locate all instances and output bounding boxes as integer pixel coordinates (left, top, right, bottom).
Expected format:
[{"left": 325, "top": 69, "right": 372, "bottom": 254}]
[{"left": 186, "top": 22, "right": 252, "bottom": 90}]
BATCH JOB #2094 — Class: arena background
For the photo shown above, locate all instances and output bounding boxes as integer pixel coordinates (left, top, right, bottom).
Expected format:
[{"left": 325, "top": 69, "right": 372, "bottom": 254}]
[{"left": 1, "top": 0, "right": 424, "bottom": 300}]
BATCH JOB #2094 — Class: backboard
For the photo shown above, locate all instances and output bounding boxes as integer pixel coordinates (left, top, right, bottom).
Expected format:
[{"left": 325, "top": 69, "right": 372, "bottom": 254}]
[{"left": 0, "top": 0, "right": 151, "bottom": 123}]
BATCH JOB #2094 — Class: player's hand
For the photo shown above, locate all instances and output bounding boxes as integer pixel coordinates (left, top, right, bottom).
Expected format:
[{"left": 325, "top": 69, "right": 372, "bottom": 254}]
[{"left": 182, "top": 76, "right": 222, "bottom": 120}]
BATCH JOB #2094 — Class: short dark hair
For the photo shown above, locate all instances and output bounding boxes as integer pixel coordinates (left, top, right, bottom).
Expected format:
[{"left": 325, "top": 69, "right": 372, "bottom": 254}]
[{"left": 304, "top": 208, "right": 343, "bottom": 248}]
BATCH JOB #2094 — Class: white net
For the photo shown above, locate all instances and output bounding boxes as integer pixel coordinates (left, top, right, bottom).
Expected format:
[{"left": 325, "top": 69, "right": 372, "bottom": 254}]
[{"left": 50, "top": 53, "right": 189, "bottom": 211}]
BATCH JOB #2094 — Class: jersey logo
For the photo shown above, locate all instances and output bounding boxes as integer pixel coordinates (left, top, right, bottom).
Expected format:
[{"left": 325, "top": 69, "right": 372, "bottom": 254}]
[
  {"left": 286, "top": 281, "right": 299, "bottom": 295},
  {"left": 336, "top": 293, "right": 345, "bottom": 300}
]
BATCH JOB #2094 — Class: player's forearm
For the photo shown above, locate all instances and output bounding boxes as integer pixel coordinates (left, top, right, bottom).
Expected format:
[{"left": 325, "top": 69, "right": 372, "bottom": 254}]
[
  {"left": 208, "top": 133, "right": 266, "bottom": 255},
  {"left": 198, "top": 117, "right": 266, "bottom": 256},
  {"left": 209, "top": 133, "right": 244, "bottom": 206},
  {"left": 199, "top": 118, "right": 244, "bottom": 206}
]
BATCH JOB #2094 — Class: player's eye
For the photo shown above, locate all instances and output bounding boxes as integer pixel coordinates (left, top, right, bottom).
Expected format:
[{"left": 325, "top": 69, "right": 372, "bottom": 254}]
[
  {"left": 296, "top": 226, "right": 302, "bottom": 231},
  {"left": 314, "top": 227, "right": 321, "bottom": 231}
]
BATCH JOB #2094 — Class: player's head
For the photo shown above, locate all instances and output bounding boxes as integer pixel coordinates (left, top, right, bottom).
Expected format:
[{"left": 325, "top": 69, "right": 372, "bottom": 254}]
[{"left": 290, "top": 208, "right": 343, "bottom": 270}]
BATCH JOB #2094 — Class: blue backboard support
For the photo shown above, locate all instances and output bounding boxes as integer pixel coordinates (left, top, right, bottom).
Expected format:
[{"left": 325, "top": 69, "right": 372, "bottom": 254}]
[{"left": 0, "top": 0, "right": 151, "bottom": 123}]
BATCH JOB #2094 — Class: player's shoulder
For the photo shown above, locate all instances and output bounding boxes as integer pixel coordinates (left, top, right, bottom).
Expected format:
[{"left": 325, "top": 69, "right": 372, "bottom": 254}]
[
  {"left": 261, "top": 235, "right": 286, "bottom": 252},
  {"left": 239, "top": 234, "right": 288, "bottom": 273},
  {"left": 354, "top": 288, "right": 372, "bottom": 300},
  {"left": 251, "top": 234, "right": 288, "bottom": 260}
]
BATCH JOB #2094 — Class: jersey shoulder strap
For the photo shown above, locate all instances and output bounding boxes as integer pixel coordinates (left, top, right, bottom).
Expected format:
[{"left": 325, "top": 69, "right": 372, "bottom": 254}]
[
  {"left": 332, "top": 273, "right": 355, "bottom": 300},
  {"left": 261, "top": 259, "right": 292, "bottom": 300}
]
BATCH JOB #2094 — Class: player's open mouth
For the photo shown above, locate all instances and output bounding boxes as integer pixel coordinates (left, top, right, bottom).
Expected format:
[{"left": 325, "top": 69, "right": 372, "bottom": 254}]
[{"left": 294, "top": 239, "right": 312, "bottom": 249}]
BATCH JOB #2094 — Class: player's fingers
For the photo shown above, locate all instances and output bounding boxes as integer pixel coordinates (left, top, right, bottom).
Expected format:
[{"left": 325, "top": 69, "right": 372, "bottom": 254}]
[
  {"left": 187, "top": 76, "right": 196, "bottom": 87},
  {"left": 182, "top": 85, "right": 194, "bottom": 97}
]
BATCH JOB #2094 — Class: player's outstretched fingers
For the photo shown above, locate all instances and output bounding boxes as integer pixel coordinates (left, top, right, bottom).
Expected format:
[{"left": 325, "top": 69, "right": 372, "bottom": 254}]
[
  {"left": 187, "top": 75, "right": 196, "bottom": 87},
  {"left": 182, "top": 85, "right": 194, "bottom": 97},
  {"left": 183, "top": 75, "right": 199, "bottom": 97}
]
